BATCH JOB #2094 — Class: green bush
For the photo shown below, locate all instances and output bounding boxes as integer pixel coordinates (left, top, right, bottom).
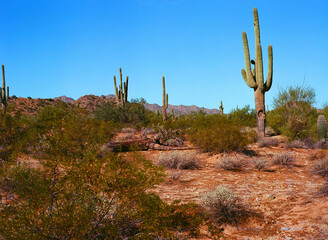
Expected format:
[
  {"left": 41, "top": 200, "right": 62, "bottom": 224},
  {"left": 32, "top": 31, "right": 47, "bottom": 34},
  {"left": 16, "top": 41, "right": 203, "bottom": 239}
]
[
  {"left": 187, "top": 114, "right": 251, "bottom": 153},
  {"left": 0, "top": 102, "right": 220, "bottom": 239},
  {"left": 229, "top": 105, "right": 256, "bottom": 127},
  {"left": 267, "top": 85, "right": 318, "bottom": 140},
  {"left": 0, "top": 113, "right": 32, "bottom": 161},
  {"left": 94, "top": 99, "right": 157, "bottom": 128}
]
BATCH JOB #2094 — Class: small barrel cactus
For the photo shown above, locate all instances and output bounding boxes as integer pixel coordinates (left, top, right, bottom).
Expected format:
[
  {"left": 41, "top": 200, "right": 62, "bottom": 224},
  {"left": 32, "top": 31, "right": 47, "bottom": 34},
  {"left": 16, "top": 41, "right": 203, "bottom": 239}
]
[{"left": 317, "top": 115, "right": 327, "bottom": 143}]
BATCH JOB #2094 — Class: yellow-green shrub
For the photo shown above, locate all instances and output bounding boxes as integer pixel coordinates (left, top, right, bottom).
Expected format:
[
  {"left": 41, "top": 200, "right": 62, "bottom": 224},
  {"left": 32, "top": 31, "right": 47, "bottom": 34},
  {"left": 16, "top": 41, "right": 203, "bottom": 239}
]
[{"left": 187, "top": 114, "right": 251, "bottom": 153}]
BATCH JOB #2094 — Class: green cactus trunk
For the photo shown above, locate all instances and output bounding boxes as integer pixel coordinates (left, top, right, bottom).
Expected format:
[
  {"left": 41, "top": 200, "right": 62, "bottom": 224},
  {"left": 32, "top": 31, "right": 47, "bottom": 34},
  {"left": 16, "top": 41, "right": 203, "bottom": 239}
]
[
  {"left": 241, "top": 8, "right": 273, "bottom": 139},
  {"left": 317, "top": 115, "right": 327, "bottom": 143},
  {"left": 162, "top": 76, "right": 168, "bottom": 122},
  {"left": 1, "top": 65, "right": 9, "bottom": 113},
  {"left": 219, "top": 100, "right": 224, "bottom": 115},
  {"left": 113, "top": 68, "right": 128, "bottom": 106}
]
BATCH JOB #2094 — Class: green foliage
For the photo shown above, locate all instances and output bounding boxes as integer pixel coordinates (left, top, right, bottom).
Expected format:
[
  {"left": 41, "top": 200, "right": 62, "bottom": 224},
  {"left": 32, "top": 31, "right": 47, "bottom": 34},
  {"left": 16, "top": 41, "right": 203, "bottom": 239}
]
[
  {"left": 273, "top": 85, "right": 316, "bottom": 109},
  {"left": 0, "top": 101, "right": 219, "bottom": 239},
  {"left": 229, "top": 105, "right": 256, "bottom": 127},
  {"left": 94, "top": 100, "right": 155, "bottom": 127},
  {"left": 187, "top": 114, "right": 251, "bottom": 153},
  {"left": 0, "top": 113, "right": 31, "bottom": 161},
  {"left": 267, "top": 85, "right": 318, "bottom": 140}
]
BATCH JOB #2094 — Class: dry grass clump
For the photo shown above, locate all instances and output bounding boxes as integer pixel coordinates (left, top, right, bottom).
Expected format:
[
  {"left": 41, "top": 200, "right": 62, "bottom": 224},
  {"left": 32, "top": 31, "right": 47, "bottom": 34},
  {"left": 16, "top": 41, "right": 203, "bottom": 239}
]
[
  {"left": 271, "top": 153, "right": 295, "bottom": 166},
  {"left": 258, "top": 137, "right": 278, "bottom": 147},
  {"left": 201, "top": 185, "right": 251, "bottom": 226},
  {"left": 158, "top": 151, "right": 201, "bottom": 170},
  {"left": 168, "top": 170, "right": 183, "bottom": 182},
  {"left": 116, "top": 132, "right": 138, "bottom": 142},
  {"left": 252, "top": 158, "right": 269, "bottom": 171},
  {"left": 216, "top": 157, "right": 245, "bottom": 171},
  {"left": 312, "top": 158, "right": 328, "bottom": 179},
  {"left": 287, "top": 139, "right": 314, "bottom": 149},
  {"left": 141, "top": 127, "right": 155, "bottom": 135},
  {"left": 317, "top": 181, "right": 328, "bottom": 196},
  {"left": 120, "top": 127, "right": 137, "bottom": 133}
]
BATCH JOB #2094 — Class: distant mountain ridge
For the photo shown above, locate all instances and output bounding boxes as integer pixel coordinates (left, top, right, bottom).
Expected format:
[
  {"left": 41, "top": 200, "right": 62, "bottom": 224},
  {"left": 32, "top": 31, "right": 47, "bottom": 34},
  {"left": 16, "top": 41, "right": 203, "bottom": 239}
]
[
  {"left": 143, "top": 103, "right": 220, "bottom": 115},
  {"left": 55, "top": 94, "right": 220, "bottom": 115}
]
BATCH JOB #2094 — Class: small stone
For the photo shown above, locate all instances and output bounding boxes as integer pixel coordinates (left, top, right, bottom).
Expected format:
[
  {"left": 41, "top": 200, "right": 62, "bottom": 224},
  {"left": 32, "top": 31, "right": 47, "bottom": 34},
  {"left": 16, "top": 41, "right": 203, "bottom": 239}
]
[{"left": 281, "top": 227, "right": 290, "bottom": 231}]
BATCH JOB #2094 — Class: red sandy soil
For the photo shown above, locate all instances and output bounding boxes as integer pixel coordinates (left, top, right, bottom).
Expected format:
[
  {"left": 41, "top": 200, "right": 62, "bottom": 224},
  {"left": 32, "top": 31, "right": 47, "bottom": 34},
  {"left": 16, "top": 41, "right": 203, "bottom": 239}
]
[
  {"left": 14, "top": 133, "right": 328, "bottom": 239},
  {"left": 142, "top": 141, "right": 328, "bottom": 239}
]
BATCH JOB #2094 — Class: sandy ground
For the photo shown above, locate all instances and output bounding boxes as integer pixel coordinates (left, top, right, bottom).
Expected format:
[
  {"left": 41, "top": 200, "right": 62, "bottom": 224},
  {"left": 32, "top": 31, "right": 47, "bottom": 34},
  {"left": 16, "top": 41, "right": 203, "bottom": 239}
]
[{"left": 143, "top": 142, "right": 328, "bottom": 239}]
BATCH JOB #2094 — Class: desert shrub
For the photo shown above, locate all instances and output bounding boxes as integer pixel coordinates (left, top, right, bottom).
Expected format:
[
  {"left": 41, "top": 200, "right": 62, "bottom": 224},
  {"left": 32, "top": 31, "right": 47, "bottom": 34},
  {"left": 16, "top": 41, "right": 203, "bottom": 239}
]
[
  {"left": 0, "top": 113, "right": 32, "bottom": 161},
  {"left": 258, "top": 137, "right": 279, "bottom": 147},
  {"left": 0, "top": 155, "right": 208, "bottom": 239},
  {"left": 201, "top": 185, "right": 250, "bottom": 226},
  {"left": 94, "top": 99, "right": 154, "bottom": 127},
  {"left": 158, "top": 151, "right": 201, "bottom": 170},
  {"left": 287, "top": 139, "right": 309, "bottom": 149},
  {"left": 229, "top": 105, "right": 256, "bottom": 127},
  {"left": 141, "top": 127, "right": 156, "bottom": 135},
  {"left": 120, "top": 127, "right": 136, "bottom": 133},
  {"left": 168, "top": 170, "right": 183, "bottom": 182},
  {"left": 115, "top": 132, "right": 139, "bottom": 142},
  {"left": 0, "top": 103, "right": 215, "bottom": 239},
  {"left": 312, "top": 158, "right": 328, "bottom": 179},
  {"left": 271, "top": 153, "right": 295, "bottom": 166},
  {"left": 216, "top": 157, "right": 245, "bottom": 171},
  {"left": 187, "top": 114, "right": 251, "bottom": 153},
  {"left": 252, "top": 158, "right": 269, "bottom": 171},
  {"left": 267, "top": 84, "right": 318, "bottom": 140}
]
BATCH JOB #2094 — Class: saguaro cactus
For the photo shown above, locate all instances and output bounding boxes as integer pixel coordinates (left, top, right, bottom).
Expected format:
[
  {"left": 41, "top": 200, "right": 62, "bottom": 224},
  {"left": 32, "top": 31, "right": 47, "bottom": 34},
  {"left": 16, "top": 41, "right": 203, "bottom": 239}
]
[
  {"left": 219, "top": 100, "right": 224, "bottom": 115},
  {"left": 241, "top": 8, "right": 273, "bottom": 138},
  {"left": 317, "top": 115, "right": 327, "bottom": 143},
  {"left": 113, "top": 68, "right": 128, "bottom": 106},
  {"left": 1, "top": 65, "right": 9, "bottom": 113},
  {"left": 162, "top": 76, "right": 168, "bottom": 122}
]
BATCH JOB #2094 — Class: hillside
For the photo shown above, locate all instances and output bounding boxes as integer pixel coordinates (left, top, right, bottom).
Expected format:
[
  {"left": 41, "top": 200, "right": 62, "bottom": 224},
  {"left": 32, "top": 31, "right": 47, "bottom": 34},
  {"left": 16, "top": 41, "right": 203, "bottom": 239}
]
[{"left": 8, "top": 95, "right": 220, "bottom": 116}]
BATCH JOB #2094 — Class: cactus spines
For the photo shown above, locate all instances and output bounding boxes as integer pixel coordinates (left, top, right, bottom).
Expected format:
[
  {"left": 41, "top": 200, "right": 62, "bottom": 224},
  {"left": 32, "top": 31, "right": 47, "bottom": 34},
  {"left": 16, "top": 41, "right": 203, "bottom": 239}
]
[
  {"left": 1, "top": 65, "right": 9, "bottom": 113},
  {"left": 162, "top": 76, "right": 168, "bottom": 122},
  {"left": 317, "top": 115, "right": 327, "bottom": 143},
  {"left": 241, "top": 8, "right": 273, "bottom": 138},
  {"left": 219, "top": 100, "right": 224, "bottom": 115},
  {"left": 113, "top": 68, "right": 128, "bottom": 106}
]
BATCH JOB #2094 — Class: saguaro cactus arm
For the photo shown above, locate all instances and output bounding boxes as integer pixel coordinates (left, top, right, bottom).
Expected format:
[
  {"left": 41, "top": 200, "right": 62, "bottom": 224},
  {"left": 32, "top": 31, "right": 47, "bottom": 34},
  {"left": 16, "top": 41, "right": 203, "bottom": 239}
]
[
  {"left": 114, "top": 76, "right": 119, "bottom": 102},
  {"left": 113, "top": 68, "right": 129, "bottom": 105},
  {"left": 264, "top": 45, "right": 273, "bottom": 91},
  {"left": 124, "top": 76, "right": 128, "bottom": 103},
  {"left": 241, "top": 32, "right": 257, "bottom": 89},
  {"left": 256, "top": 43, "right": 264, "bottom": 91},
  {"left": 165, "top": 93, "right": 168, "bottom": 108}
]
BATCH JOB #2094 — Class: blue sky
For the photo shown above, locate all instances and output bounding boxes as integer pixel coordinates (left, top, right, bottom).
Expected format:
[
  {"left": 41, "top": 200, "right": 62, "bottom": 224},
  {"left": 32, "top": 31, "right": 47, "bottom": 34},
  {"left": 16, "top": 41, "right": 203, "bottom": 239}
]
[{"left": 1, "top": 0, "right": 328, "bottom": 112}]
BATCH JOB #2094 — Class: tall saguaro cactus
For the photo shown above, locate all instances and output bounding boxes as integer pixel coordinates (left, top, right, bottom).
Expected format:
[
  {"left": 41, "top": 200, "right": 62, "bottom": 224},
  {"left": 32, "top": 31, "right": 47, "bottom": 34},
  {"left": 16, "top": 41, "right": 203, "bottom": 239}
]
[
  {"left": 113, "top": 68, "right": 128, "bottom": 106},
  {"left": 219, "top": 100, "right": 224, "bottom": 115},
  {"left": 241, "top": 8, "right": 273, "bottom": 138},
  {"left": 317, "top": 115, "right": 327, "bottom": 143},
  {"left": 162, "top": 76, "right": 168, "bottom": 122},
  {"left": 1, "top": 65, "right": 9, "bottom": 113}
]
